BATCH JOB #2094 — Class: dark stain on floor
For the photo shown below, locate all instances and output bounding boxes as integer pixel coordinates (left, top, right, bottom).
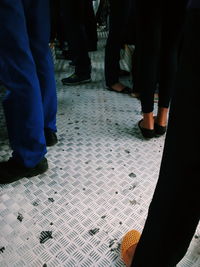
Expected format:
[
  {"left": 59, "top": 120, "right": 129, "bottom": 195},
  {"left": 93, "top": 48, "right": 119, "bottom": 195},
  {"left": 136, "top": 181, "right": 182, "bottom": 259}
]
[
  {"left": 17, "top": 212, "right": 24, "bottom": 222},
  {"left": 39, "top": 231, "right": 53, "bottom": 244},
  {"left": 88, "top": 228, "right": 100, "bottom": 236},
  {"left": 129, "top": 173, "right": 136, "bottom": 178},
  {"left": 48, "top": 198, "right": 54, "bottom": 203},
  {"left": 0, "top": 247, "right": 5, "bottom": 253},
  {"left": 109, "top": 239, "right": 121, "bottom": 252},
  {"left": 33, "top": 201, "right": 39, "bottom": 206},
  {"left": 129, "top": 199, "right": 138, "bottom": 205},
  {"left": 129, "top": 184, "right": 137, "bottom": 190}
]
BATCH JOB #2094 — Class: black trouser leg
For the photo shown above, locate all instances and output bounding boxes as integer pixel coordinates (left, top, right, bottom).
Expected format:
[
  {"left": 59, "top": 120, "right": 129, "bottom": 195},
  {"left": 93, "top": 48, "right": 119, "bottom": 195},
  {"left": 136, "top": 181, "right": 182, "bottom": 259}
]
[
  {"left": 104, "top": 0, "right": 132, "bottom": 86},
  {"left": 135, "top": 4, "right": 161, "bottom": 111},
  {"left": 84, "top": 0, "right": 98, "bottom": 51},
  {"left": 158, "top": 2, "right": 186, "bottom": 108},
  {"left": 131, "top": 9, "right": 200, "bottom": 267},
  {"left": 135, "top": 1, "right": 186, "bottom": 113},
  {"left": 61, "top": 0, "right": 91, "bottom": 76}
]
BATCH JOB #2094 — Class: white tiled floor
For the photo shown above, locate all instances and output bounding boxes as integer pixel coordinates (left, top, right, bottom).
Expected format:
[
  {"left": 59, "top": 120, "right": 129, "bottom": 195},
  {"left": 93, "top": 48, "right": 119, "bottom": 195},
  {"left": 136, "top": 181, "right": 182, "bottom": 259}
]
[{"left": 0, "top": 31, "right": 199, "bottom": 267}]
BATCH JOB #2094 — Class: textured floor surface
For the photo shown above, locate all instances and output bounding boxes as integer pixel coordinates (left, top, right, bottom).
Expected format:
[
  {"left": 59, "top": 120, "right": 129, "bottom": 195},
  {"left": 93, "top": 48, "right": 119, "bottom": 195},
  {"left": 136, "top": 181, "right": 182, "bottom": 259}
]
[{"left": 0, "top": 31, "right": 199, "bottom": 267}]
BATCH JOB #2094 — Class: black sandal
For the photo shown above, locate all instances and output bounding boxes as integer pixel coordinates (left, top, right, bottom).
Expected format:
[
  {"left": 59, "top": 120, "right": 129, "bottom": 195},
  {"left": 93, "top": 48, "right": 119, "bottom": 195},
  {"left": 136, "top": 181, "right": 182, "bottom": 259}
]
[
  {"left": 154, "top": 122, "right": 167, "bottom": 136},
  {"left": 138, "top": 119, "right": 155, "bottom": 139}
]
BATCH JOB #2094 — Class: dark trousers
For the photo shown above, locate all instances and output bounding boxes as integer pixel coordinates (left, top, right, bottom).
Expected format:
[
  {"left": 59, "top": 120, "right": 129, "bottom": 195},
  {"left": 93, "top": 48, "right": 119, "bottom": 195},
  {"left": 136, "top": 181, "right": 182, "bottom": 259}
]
[
  {"left": 135, "top": 0, "right": 186, "bottom": 113},
  {"left": 96, "top": 0, "right": 109, "bottom": 26},
  {"left": 104, "top": 0, "right": 134, "bottom": 86},
  {"left": 84, "top": 0, "right": 98, "bottom": 51},
  {"left": 60, "top": 0, "right": 92, "bottom": 76},
  {"left": 131, "top": 9, "right": 200, "bottom": 267},
  {"left": 49, "top": 0, "right": 67, "bottom": 47},
  {"left": 0, "top": 0, "right": 57, "bottom": 167}
]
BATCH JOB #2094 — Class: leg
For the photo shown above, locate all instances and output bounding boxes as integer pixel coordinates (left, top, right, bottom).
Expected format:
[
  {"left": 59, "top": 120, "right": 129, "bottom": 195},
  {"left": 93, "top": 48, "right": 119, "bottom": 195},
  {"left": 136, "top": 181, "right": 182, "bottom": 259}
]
[
  {"left": 0, "top": 0, "right": 46, "bottom": 168},
  {"left": 135, "top": 2, "right": 162, "bottom": 135},
  {"left": 135, "top": 3, "right": 162, "bottom": 114},
  {"left": 156, "top": 1, "right": 186, "bottom": 128},
  {"left": 131, "top": 9, "right": 200, "bottom": 267},
  {"left": 84, "top": 0, "right": 98, "bottom": 51},
  {"left": 61, "top": 0, "right": 91, "bottom": 77},
  {"left": 23, "top": 0, "right": 57, "bottom": 133},
  {"left": 104, "top": 0, "right": 132, "bottom": 88}
]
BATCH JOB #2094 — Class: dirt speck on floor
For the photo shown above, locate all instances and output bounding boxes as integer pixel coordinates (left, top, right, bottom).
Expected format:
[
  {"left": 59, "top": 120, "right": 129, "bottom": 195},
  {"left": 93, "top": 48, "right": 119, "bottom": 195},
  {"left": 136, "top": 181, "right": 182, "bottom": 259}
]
[
  {"left": 88, "top": 228, "right": 100, "bottom": 236},
  {"left": 39, "top": 231, "right": 53, "bottom": 244}
]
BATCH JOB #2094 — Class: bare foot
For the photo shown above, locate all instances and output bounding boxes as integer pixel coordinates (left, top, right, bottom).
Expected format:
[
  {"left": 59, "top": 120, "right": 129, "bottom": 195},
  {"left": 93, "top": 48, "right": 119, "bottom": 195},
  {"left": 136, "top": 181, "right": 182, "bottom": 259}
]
[
  {"left": 109, "top": 82, "right": 128, "bottom": 92},
  {"left": 141, "top": 112, "right": 154, "bottom": 130},
  {"left": 156, "top": 107, "right": 169, "bottom": 126}
]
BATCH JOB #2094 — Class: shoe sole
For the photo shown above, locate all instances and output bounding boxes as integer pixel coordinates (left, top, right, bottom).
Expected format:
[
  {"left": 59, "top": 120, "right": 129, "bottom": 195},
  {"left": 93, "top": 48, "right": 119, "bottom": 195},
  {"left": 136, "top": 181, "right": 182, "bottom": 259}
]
[{"left": 62, "top": 79, "right": 91, "bottom": 86}]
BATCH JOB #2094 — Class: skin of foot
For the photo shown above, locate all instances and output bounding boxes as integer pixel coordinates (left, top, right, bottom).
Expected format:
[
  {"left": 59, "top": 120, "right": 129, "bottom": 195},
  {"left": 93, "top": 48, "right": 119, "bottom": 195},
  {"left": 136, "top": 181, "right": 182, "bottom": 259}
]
[
  {"left": 156, "top": 107, "right": 169, "bottom": 126},
  {"left": 110, "top": 82, "right": 127, "bottom": 92},
  {"left": 141, "top": 112, "right": 154, "bottom": 130}
]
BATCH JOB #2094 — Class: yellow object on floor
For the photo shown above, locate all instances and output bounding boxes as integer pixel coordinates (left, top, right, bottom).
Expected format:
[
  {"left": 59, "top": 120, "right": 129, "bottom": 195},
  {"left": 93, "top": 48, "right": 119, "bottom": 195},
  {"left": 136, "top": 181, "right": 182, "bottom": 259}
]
[{"left": 121, "top": 230, "right": 141, "bottom": 266}]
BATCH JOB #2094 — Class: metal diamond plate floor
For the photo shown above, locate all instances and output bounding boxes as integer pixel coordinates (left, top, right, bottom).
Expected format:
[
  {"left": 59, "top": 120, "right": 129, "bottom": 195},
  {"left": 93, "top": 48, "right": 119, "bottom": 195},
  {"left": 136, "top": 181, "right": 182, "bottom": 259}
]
[{"left": 0, "top": 32, "right": 199, "bottom": 267}]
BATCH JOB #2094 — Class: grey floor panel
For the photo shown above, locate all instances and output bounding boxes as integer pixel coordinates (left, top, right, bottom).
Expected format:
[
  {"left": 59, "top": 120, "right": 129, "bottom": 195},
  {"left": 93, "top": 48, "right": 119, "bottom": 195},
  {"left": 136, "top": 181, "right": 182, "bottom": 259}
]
[{"left": 0, "top": 33, "right": 199, "bottom": 267}]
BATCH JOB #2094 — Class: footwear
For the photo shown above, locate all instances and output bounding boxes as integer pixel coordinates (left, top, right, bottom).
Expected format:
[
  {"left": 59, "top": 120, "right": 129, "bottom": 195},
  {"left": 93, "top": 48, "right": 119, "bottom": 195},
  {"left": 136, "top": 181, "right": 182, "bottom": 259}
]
[
  {"left": 62, "top": 73, "right": 91, "bottom": 85},
  {"left": 0, "top": 157, "right": 48, "bottom": 184},
  {"left": 121, "top": 230, "right": 141, "bottom": 266},
  {"left": 107, "top": 86, "right": 132, "bottom": 94},
  {"left": 154, "top": 122, "right": 167, "bottom": 136},
  {"left": 44, "top": 128, "right": 58, "bottom": 146},
  {"left": 138, "top": 119, "right": 155, "bottom": 139}
]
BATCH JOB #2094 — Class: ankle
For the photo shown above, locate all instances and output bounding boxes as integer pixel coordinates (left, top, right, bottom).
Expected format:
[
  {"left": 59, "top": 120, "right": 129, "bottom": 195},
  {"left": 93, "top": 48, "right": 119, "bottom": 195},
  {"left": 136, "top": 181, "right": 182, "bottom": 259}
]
[
  {"left": 156, "top": 107, "right": 168, "bottom": 126},
  {"left": 142, "top": 112, "right": 154, "bottom": 129},
  {"left": 110, "top": 82, "right": 126, "bottom": 91}
]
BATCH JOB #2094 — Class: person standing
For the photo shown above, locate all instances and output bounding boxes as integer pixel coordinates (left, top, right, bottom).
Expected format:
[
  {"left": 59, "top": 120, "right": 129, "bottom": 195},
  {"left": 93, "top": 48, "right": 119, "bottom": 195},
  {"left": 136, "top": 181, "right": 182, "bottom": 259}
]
[
  {"left": 121, "top": 2, "right": 200, "bottom": 266},
  {"left": 104, "top": 0, "right": 134, "bottom": 94},
  {"left": 135, "top": 0, "right": 187, "bottom": 138},
  {"left": 61, "top": 0, "right": 96, "bottom": 85},
  {"left": 0, "top": 0, "right": 57, "bottom": 183}
]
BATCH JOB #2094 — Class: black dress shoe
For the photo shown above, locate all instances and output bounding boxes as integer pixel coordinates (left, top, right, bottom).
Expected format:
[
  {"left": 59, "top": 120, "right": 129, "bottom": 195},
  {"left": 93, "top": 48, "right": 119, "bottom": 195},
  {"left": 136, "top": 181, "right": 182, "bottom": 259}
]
[
  {"left": 0, "top": 157, "right": 48, "bottom": 184},
  {"left": 154, "top": 122, "right": 167, "bottom": 136},
  {"left": 138, "top": 119, "right": 155, "bottom": 139},
  {"left": 62, "top": 73, "right": 91, "bottom": 85},
  {"left": 44, "top": 128, "right": 58, "bottom": 146}
]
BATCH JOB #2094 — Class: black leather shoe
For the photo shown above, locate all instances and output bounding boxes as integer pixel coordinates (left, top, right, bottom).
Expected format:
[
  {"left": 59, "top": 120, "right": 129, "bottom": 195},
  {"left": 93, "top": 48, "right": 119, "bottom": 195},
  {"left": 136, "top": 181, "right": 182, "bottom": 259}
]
[
  {"left": 138, "top": 120, "right": 155, "bottom": 139},
  {"left": 0, "top": 157, "right": 48, "bottom": 184},
  {"left": 154, "top": 122, "right": 167, "bottom": 136},
  {"left": 44, "top": 129, "right": 58, "bottom": 146},
  {"left": 62, "top": 73, "right": 91, "bottom": 85}
]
